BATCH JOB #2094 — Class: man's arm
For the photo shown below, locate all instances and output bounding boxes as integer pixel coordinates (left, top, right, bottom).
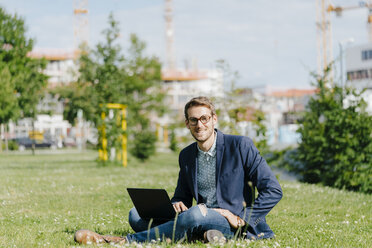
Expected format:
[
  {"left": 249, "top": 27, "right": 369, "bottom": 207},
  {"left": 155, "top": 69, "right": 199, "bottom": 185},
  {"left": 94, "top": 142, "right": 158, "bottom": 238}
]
[
  {"left": 170, "top": 151, "right": 194, "bottom": 208},
  {"left": 239, "top": 138, "right": 283, "bottom": 229}
]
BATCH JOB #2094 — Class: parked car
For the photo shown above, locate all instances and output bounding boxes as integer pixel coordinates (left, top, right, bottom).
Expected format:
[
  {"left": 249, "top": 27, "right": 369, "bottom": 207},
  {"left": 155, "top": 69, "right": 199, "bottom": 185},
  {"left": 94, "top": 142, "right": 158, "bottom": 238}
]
[{"left": 14, "top": 137, "right": 55, "bottom": 151}]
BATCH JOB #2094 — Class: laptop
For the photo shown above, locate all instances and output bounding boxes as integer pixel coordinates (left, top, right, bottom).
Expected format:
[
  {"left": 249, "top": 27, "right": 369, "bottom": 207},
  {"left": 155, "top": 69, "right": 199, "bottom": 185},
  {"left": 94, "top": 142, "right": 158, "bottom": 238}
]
[{"left": 127, "top": 188, "right": 177, "bottom": 221}]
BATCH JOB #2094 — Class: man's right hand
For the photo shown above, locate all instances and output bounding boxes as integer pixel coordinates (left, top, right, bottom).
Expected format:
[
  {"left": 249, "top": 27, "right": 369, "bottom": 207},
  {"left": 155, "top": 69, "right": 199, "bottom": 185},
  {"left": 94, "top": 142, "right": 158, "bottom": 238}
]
[{"left": 172, "top": 201, "right": 188, "bottom": 213}]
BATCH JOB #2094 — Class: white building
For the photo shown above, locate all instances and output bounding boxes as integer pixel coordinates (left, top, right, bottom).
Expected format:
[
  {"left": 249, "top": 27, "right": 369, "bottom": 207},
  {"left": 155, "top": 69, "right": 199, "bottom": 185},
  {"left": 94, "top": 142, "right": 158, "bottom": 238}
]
[
  {"left": 153, "top": 68, "right": 224, "bottom": 147},
  {"left": 8, "top": 115, "right": 71, "bottom": 142},
  {"left": 345, "top": 43, "right": 372, "bottom": 113},
  {"left": 6, "top": 49, "right": 81, "bottom": 145},
  {"left": 29, "top": 48, "right": 77, "bottom": 88},
  {"left": 162, "top": 69, "right": 224, "bottom": 115},
  {"left": 263, "top": 89, "right": 316, "bottom": 146}
]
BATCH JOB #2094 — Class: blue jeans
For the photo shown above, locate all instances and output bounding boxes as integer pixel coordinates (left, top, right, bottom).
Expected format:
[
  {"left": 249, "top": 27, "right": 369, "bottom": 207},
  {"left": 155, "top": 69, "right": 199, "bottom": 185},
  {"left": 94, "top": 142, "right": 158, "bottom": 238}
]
[{"left": 126, "top": 205, "right": 236, "bottom": 243}]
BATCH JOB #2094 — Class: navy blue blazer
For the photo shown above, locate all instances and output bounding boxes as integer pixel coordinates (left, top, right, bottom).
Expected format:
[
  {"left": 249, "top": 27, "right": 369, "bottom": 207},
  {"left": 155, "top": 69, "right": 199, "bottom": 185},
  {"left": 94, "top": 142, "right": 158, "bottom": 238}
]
[{"left": 171, "top": 129, "right": 283, "bottom": 238}]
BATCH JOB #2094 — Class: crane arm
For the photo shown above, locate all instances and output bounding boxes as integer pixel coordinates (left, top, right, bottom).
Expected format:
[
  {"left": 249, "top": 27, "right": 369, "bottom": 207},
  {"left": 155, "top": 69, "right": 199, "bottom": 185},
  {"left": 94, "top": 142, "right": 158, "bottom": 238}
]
[{"left": 328, "top": 2, "right": 372, "bottom": 13}]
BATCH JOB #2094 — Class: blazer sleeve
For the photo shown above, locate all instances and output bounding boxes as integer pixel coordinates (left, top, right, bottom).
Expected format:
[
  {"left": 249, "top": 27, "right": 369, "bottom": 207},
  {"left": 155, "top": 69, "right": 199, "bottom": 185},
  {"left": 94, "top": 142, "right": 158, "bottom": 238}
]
[
  {"left": 239, "top": 138, "right": 283, "bottom": 229},
  {"left": 170, "top": 150, "right": 194, "bottom": 208}
]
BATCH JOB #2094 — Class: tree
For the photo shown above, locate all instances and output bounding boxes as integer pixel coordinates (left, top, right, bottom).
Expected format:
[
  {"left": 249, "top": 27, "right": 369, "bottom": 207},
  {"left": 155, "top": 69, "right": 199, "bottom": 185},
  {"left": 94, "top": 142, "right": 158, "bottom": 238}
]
[
  {"left": 213, "top": 60, "right": 268, "bottom": 152},
  {"left": 0, "top": 66, "right": 17, "bottom": 152},
  {"left": 295, "top": 68, "right": 372, "bottom": 193},
  {"left": 57, "top": 14, "right": 165, "bottom": 161},
  {"left": 0, "top": 67, "right": 17, "bottom": 124},
  {"left": 0, "top": 7, "right": 47, "bottom": 152},
  {"left": 251, "top": 109, "right": 268, "bottom": 154}
]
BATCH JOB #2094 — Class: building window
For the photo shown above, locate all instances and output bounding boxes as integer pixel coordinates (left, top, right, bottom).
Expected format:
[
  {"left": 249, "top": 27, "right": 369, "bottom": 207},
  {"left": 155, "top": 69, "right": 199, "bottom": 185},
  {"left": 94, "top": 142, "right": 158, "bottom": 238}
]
[
  {"left": 362, "top": 51, "right": 368, "bottom": 60},
  {"left": 361, "top": 49, "right": 372, "bottom": 60},
  {"left": 347, "top": 69, "right": 371, "bottom": 81}
]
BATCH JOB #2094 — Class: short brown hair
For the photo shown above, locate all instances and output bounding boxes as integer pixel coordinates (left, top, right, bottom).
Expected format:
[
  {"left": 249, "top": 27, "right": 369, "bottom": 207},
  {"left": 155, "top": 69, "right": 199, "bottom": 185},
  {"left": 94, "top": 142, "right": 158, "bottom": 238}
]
[{"left": 184, "top": 96, "right": 216, "bottom": 120}]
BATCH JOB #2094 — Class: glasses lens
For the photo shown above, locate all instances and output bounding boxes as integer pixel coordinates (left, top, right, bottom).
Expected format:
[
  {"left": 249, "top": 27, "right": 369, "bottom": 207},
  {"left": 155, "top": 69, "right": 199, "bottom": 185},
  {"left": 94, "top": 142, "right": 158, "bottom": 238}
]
[
  {"left": 189, "top": 117, "right": 198, "bottom": 125},
  {"left": 200, "top": 115, "right": 210, "bottom": 124}
]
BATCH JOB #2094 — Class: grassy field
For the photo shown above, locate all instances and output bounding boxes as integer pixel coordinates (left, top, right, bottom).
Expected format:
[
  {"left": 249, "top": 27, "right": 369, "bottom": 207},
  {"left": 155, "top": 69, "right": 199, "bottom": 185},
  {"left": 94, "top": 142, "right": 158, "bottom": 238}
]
[{"left": 0, "top": 151, "right": 371, "bottom": 247}]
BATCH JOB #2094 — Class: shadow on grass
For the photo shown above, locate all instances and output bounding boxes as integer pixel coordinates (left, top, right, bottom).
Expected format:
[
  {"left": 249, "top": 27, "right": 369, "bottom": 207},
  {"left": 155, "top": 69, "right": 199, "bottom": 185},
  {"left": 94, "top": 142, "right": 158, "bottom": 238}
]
[{"left": 63, "top": 226, "right": 132, "bottom": 237}]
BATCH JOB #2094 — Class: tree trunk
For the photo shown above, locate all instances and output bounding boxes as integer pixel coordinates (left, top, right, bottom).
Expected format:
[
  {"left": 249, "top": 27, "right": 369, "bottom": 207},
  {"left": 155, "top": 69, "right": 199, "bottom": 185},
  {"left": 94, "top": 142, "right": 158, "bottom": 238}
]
[
  {"left": 32, "top": 119, "right": 35, "bottom": 155},
  {"left": 0, "top": 123, "right": 3, "bottom": 153},
  {"left": 5, "top": 124, "right": 8, "bottom": 152}
]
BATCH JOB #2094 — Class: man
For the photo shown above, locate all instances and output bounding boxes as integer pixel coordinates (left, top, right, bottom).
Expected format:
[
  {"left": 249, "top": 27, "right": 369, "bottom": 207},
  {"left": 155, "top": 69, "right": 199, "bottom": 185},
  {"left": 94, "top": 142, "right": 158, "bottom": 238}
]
[{"left": 74, "top": 96, "right": 282, "bottom": 244}]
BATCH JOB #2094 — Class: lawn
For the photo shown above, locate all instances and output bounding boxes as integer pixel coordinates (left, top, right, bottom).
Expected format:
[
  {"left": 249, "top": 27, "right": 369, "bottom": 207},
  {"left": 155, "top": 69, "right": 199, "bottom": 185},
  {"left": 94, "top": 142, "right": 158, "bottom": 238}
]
[{"left": 0, "top": 150, "right": 371, "bottom": 247}]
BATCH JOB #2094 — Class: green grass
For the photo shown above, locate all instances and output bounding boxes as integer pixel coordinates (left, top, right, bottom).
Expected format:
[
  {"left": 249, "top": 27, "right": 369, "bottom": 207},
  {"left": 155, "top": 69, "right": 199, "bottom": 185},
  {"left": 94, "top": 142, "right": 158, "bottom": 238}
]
[{"left": 0, "top": 151, "right": 371, "bottom": 247}]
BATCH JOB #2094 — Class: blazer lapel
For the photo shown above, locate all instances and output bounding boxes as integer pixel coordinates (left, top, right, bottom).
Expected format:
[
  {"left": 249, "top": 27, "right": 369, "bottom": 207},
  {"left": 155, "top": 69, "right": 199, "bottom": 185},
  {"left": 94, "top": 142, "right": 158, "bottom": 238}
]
[
  {"left": 215, "top": 129, "right": 225, "bottom": 186},
  {"left": 189, "top": 143, "right": 199, "bottom": 202}
]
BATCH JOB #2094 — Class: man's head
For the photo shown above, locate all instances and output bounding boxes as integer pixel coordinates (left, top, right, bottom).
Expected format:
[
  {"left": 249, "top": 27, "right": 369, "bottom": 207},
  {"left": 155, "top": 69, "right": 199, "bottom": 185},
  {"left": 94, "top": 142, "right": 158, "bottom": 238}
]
[
  {"left": 184, "top": 96, "right": 217, "bottom": 144},
  {"left": 184, "top": 96, "right": 216, "bottom": 120}
]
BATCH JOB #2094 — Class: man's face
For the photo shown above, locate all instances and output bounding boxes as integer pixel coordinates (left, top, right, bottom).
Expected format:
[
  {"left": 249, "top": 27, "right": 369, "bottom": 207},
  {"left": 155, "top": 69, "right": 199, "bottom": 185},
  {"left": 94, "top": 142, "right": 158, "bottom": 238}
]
[{"left": 185, "top": 106, "right": 217, "bottom": 143}]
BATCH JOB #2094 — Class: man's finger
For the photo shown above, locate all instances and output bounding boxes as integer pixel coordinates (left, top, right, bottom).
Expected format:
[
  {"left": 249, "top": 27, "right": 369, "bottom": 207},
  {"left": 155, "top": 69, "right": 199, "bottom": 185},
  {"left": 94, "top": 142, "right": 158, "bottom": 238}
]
[
  {"left": 174, "top": 204, "right": 181, "bottom": 213},
  {"left": 173, "top": 204, "right": 179, "bottom": 212},
  {"left": 213, "top": 208, "right": 227, "bottom": 217},
  {"left": 180, "top": 202, "right": 188, "bottom": 211},
  {"left": 173, "top": 202, "right": 184, "bottom": 213}
]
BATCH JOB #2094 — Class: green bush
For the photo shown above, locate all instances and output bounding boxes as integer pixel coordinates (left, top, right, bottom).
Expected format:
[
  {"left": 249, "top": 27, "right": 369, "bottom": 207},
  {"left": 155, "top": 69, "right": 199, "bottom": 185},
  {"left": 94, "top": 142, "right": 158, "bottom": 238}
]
[
  {"left": 131, "top": 130, "right": 157, "bottom": 161},
  {"left": 1, "top": 140, "right": 19, "bottom": 151},
  {"left": 169, "top": 129, "right": 178, "bottom": 152},
  {"left": 264, "top": 148, "right": 292, "bottom": 166},
  {"left": 8, "top": 140, "right": 19, "bottom": 150},
  {"left": 295, "top": 69, "right": 372, "bottom": 193}
]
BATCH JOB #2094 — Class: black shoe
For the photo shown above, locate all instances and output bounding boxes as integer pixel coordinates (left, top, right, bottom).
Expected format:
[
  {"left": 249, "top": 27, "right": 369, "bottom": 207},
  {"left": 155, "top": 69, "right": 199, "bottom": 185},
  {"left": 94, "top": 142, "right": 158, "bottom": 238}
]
[{"left": 203, "top": 229, "right": 226, "bottom": 244}]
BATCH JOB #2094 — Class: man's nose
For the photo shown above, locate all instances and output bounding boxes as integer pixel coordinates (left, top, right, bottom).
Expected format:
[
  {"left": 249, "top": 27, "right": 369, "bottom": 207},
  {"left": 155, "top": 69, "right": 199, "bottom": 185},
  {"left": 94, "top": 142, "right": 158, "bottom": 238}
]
[{"left": 196, "top": 119, "right": 204, "bottom": 127}]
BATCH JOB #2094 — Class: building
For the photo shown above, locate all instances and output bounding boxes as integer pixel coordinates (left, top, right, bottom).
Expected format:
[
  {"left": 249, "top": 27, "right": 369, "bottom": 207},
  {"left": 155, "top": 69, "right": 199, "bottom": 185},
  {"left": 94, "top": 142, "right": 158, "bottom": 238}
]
[
  {"left": 345, "top": 43, "right": 372, "bottom": 113},
  {"left": 264, "top": 89, "right": 316, "bottom": 146},
  {"left": 6, "top": 49, "right": 82, "bottom": 146},
  {"left": 8, "top": 115, "right": 71, "bottom": 148},
  {"left": 28, "top": 48, "right": 77, "bottom": 88},
  {"left": 162, "top": 68, "right": 224, "bottom": 115},
  {"left": 152, "top": 68, "right": 224, "bottom": 147},
  {"left": 28, "top": 48, "right": 78, "bottom": 115}
]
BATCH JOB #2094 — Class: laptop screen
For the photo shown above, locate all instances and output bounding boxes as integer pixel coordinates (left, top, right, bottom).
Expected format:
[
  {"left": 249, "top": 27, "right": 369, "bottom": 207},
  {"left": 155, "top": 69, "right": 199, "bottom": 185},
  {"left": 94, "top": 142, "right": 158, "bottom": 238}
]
[{"left": 127, "top": 188, "right": 176, "bottom": 220}]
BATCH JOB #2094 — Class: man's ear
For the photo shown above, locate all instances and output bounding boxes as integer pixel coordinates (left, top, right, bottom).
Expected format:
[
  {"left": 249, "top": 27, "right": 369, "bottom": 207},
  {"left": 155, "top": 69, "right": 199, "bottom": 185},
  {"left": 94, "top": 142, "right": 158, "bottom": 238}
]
[
  {"left": 185, "top": 119, "right": 190, "bottom": 129},
  {"left": 212, "top": 114, "right": 218, "bottom": 124}
]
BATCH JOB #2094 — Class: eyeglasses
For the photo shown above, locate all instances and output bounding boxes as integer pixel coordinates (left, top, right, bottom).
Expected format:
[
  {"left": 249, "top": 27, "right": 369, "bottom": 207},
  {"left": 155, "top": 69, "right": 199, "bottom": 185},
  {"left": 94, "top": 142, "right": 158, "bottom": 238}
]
[{"left": 187, "top": 115, "right": 212, "bottom": 126}]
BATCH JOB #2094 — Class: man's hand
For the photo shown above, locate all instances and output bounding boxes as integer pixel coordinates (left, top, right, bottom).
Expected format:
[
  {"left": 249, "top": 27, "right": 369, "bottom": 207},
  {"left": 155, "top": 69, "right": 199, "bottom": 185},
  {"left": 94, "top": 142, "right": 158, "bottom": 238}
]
[
  {"left": 172, "top": 201, "right": 188, "bottom": 213},
  {"left": 213, "top": 208, "right": 245, "bottom": 229}
]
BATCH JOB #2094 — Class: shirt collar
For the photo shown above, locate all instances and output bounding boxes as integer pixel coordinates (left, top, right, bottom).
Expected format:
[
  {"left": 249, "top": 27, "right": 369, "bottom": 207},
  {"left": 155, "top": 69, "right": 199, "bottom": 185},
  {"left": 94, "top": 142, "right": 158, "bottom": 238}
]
[{"left": 197, "top": 131, "right": 217, "bottom": 157}]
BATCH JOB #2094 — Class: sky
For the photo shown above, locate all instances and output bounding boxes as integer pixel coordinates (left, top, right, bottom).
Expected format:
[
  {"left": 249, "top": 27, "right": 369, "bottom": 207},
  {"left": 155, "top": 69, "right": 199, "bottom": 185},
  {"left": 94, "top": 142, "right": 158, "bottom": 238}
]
[{"left": 0, "top": 0, "right": 369, "bottom": 90}]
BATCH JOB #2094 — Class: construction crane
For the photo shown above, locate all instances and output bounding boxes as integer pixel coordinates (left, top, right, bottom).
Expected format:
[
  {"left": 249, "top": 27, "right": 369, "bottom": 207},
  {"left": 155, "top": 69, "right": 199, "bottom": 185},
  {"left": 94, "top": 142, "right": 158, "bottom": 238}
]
[
  {"left": 316, "top": 0, "right": 333, "bottom": 78},
  {"left": 165, "top": 0, "right": 176, "bottom": 70},
  {"left": 327, "top": 1, "right": 372, "bottom": 42},
  {"left": 162, "top": 0, "right": 207, "bottom": 81},
  {"left": 73, "top": 0, "right": 89, "bottom": 56}
]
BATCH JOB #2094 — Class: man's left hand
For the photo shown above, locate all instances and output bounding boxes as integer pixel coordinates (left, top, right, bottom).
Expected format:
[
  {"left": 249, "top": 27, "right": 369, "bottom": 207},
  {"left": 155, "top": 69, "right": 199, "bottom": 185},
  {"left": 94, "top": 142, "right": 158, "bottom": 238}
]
[{"left": 213, "top": 208, "right": 245, "bottom": 229}]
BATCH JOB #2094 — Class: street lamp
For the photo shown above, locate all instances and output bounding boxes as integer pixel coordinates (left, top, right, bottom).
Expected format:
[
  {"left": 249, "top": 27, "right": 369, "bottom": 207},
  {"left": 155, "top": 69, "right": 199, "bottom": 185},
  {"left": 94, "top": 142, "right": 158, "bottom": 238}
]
[{"left": 339, "top": 38, "right": 354, "bottom": 88}]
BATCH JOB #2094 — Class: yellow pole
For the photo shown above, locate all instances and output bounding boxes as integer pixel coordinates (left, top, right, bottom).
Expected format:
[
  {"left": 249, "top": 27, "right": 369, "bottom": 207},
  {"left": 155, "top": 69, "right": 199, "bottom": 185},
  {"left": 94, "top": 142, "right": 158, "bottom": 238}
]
[
  {"left": 163, "top": 125, "right": 169, "bottom": 145},
  {"left": 156, "top": 123, "right": 160, "bottom": 140},
  {"left": 101, "top": 112, "right": 108, "bottom": 161},
  {"left": 99, "top": 103, "right": 127, "bottom": 166}
]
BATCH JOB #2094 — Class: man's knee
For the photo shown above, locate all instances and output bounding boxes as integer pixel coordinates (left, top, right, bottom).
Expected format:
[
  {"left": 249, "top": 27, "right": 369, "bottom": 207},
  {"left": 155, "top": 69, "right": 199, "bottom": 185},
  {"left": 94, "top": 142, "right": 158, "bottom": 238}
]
[
  {"left": 128, "top": 207, "right": 139, "bottom": 224},
  {"left": 178, "top": 205, "right": 208, "bottom": 227},
  {"left": 197, "top": 204, "right": 208, "bottom": 216},
  {"left": 128, "top": 207, "right": 143, "bottom": 232}
]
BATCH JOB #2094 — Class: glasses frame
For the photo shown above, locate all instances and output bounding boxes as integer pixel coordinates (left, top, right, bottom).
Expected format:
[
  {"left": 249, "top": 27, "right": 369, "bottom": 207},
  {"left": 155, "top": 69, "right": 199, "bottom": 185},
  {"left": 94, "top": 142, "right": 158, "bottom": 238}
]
[{"left": 187, "top": 115, "right": 213, "bottom": 126}]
